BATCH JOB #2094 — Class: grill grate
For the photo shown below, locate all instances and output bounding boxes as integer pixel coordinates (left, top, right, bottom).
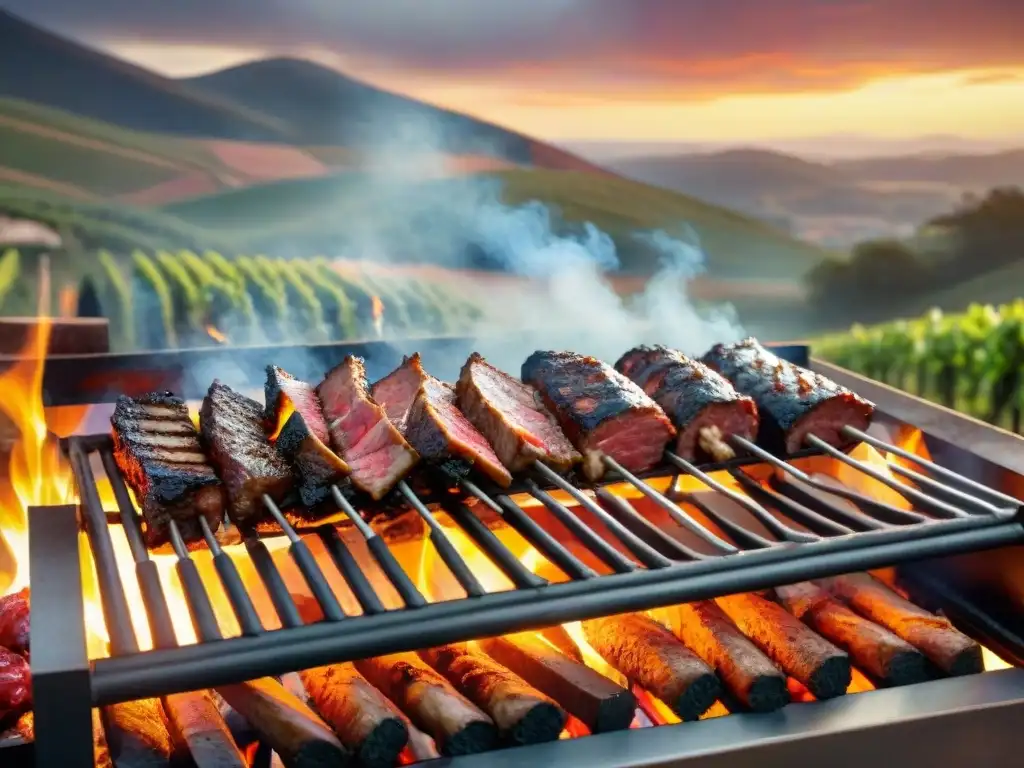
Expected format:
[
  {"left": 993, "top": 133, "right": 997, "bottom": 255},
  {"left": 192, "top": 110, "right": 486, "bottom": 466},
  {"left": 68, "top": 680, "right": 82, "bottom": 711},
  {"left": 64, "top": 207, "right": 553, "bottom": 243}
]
[{"left": 63, "top": 420, "right": 1023, "bottom": 706}]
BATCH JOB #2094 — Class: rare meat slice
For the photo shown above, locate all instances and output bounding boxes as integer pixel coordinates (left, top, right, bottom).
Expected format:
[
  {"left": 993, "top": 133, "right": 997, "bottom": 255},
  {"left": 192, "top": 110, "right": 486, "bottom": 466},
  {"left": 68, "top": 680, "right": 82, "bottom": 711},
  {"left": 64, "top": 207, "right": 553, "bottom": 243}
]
[
  {"left": 408, "top": 378, "right": 513, "bottom": 488},
  {"left": 317, "top": 356, "right": 420, "bottom": 500},
  {"left": 200, "top": 381, "right": 294, "bottom": 523},
  {"left": 111, "top": 392, "right": 225, "bottom": 547},
  {"left": 521, "top": 351, "right": 676, "bottom": 481},
  {"left": 370, "top": 353, "right": 425, "bottom": 435},
  {"left": 614, "top": 345, "right": 759, "bottom": 462},
  {"left": 456, "top": 353, "right": 580, "bottom": 474},
  {"left": 264, "top": 366, "right": 350, "bottom": 507},
  {"left": 702, "top": 338, "right": 874, "bottom": 454}
]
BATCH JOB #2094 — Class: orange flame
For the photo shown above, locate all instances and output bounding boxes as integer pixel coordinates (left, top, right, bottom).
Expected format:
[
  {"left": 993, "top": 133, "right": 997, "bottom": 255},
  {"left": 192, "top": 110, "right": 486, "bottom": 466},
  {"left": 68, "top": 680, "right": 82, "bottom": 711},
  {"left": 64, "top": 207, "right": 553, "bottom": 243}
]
[
  {"left": 371, "top": 295, "right": 384, "bottom": 322},
  {"left": 205, "top": 324, "right": 228, "bottom": 344},
  {"left": 268, "top": 399, "right": 294, "bottom": 443},
  {"left": 0, "top": 315, "right": 73, "bottom": 595}
]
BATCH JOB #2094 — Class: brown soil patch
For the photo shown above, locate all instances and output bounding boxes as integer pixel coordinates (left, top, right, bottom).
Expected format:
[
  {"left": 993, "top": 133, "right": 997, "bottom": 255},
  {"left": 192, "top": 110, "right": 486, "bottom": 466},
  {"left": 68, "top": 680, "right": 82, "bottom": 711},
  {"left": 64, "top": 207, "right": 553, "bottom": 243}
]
[
  {"left": 204, "top": 140, "right": 328, "bottom": 181},
  {"left": 119, "top": 171, "right": 223, "bottom": 205}
]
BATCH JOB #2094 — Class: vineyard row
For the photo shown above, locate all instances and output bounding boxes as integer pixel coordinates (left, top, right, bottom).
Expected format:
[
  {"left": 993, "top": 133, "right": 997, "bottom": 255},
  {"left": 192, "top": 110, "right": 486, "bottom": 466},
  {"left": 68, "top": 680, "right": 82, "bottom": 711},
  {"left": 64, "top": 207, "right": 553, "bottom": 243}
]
[{"left": 0, "top": 248, "right": 487, "bottom": 351}]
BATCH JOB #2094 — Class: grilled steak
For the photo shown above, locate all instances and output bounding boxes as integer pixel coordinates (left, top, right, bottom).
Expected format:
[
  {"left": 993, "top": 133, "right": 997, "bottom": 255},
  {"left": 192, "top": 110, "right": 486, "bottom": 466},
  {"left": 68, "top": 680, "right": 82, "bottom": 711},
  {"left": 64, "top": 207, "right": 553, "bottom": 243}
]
[
  {"left": 200, "top": 381, "right": 294, "bottom": 523},
  {"left": 264, "top": 366, "right": 350, "bottom": 507},
  {"left": 375, "top": 356, "right": 512, "bottom": 487},
  {"left": 456, "top": 353, "right": 580, "bottom": 474},
  {"left": 370, "top": 353, "right": 424, "bottom": 435},
  {"left": 317, "top": 356, "right": 420, "bottom": 500},
  {"left": 614, "top": 345, "right": 759, "bottom": 462},
  {"left": 111, "top": 392, "right": 225, "bottom": 547},
  {"left": 521, "top": 351, "right": 675, "bottom": 481},
  {"left": 702, "top": 338, "right": 874, "bottom": 454}
]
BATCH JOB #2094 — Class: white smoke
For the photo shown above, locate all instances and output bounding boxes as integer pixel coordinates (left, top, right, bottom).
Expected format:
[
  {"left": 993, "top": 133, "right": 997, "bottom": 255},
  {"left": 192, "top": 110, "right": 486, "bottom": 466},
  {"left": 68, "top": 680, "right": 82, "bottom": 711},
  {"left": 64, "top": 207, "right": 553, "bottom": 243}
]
[{"left": 244, "top": 103, "right": 748, "bottom": 377}]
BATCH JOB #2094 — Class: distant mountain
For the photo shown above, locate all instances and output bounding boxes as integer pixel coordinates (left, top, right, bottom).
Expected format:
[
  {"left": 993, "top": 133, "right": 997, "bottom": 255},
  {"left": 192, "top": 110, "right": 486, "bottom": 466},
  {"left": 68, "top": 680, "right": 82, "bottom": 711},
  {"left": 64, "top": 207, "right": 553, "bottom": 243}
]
[
  {"left": 0, "top": 10, "right": 602, "bottom": 174},
  {"left": 183, "top": 58, "right": 602, "bottom": 172},
  {"left": 835, "top": 150, "right": 1024, "bottom": 187},
  {"left": 609, "top": 147, "right": 999, "bottom": 246},
  {"left": 0, "top": 9, "right": 288, "bottom": 141}
]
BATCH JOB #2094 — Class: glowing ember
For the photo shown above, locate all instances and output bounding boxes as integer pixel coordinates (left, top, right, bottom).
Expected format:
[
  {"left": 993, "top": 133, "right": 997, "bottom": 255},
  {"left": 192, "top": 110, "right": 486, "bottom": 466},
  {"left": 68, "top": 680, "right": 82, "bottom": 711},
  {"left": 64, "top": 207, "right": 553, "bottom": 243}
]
[
  {"left": 205, "top": 324, "right": 228, "bottom": 344},
  {"left": 268, "top": 399, "right": 295, "bottom": 443}
]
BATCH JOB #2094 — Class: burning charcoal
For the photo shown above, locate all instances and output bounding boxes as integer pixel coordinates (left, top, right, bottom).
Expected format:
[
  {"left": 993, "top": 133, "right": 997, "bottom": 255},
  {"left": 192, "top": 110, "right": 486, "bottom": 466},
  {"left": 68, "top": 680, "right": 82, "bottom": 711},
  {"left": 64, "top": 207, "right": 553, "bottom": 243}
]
[
  {"left": 373, "top": 354, "right": 511, "bottom": 487},
  {"left": 101, "top": 698, "right": 174, "bottom": 767},
  {"left": 582, "top": 614, "right": 721, "bottom": 721},
  {"left": 657, "top": 601, "right": 789, "bottom": 712},
  {"left": 521, "top": 350, "right": 676, "bottom": 480},
  {"left": 702, "top": 337, "right": 874, "bottom": 454},
  {"left": 217, "top": 678, "right": 350, "bottom": 768},
  {"left": 420, "top": 643, "right": 567, "bottom": 746},
  {"left": 300, "top": 663, "right": 409, "bottom": 768},
  {"left": 614, "top": 345, "right": 759, "bottom": 462},
  {"left": 538, "top": 625, "right": 585, "bottom": 664},
  {"left": 111, "top": 392, "right": 225, "bottom": 547},
  {"left": 820, "top": 573, "right": 983, "bottom": 676},
  {"left": 0, "top": 587, "right": 29, "bottom": 654},
  {"left": 456, "top": 352, "right": 581, "bottom": 473},
  {"left": 265, "top": 366, "right": 351, "bottom": 507},
  {"left": 776, "top": 582, "right": 930, "bottom": 687},
  {"left": 316, "top": 356, "right": 420, "bottom": 500},
  {"left": 200, "top": 381, "right": 294, "bottom": 523},
  {"left": 163, "top": 690, "right": 247, "bottom": 767},
  {"left": 716, "top": 592, "right": 852, "bottom": 699},
  {"left": 355, "top": 652, "right": 498, "bottom": 757},
  {"left": 0, "top": 647, "right": 30, "bottom": 719},
  {"left": 478, "top": 634, "right": 636, "bottom": 734}
]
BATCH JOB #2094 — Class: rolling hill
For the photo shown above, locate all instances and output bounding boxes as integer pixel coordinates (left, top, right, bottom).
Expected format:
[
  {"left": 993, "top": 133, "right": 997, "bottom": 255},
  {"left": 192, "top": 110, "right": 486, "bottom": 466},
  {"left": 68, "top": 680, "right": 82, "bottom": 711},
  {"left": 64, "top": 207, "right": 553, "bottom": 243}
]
[
  {"left": 164, "top": 169, "right": 835, "bottom": 279},
  {"left": 185, "top": 58, "right": 603, "bottom": 173},
  {"left": 0, "top": 9, "right": 289, "bottom": 142},
  {"left": 610, "top": 147, "right": 974, "bottom": 247}
]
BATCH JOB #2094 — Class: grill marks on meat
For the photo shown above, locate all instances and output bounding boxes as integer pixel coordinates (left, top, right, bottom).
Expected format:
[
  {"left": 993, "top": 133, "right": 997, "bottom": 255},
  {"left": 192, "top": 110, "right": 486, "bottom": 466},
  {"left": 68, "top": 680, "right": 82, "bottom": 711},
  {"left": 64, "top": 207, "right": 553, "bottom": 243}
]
[
  {"left": 615, "top": 345, "right": 759, "bottom": 461},
  {"left": 317, "top": 356, "right": 420, "bottom": 500},
  {"left": 264, "top": 366, "right": 350, "bottom": 507},
  {"left": 456, "top": 353, "right": 580, "bottom": 474},
  {"left": 375, "top": 355, "right": 512, "bottom": 487},
  {"left": 111, "top": 393, "right": 225, "bottom": 547},
  {"left": 200, "top": 381, "right": 294, "bottom": 523},
  {"left": 522, "top": 351, "right": 675, "bottom": 480},
  {"left": 702, "top": 338, "right": 874, "bottom": 454},
  {"left": 370, "top": 353, "right": 424, "bottom": 435}
]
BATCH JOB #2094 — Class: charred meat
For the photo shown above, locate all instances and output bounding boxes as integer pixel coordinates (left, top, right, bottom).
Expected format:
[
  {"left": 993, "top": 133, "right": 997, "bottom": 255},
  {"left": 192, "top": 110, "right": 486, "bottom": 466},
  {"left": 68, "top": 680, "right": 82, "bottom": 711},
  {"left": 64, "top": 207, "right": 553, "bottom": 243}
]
[
  {"left": 615, "top": 345, "right": 759, "bottom": 462},
  {"left": 456, "top": 353, "right": 580, "bottom": 474},
  {"left": 111, "top": 392, "right": 225, "bottom": 547},
  {"left": 521, "top": 350, "right": 676, "bottom": 480},
  {"left": 317, "top": 356, "right": 420, "bottom": 500},
  {"left": 200, "top": 381, "right": 294, "bottom": 523},
  {"left": 264, "top": 366, "right": 350, "bottom": 507},
  {"left": 375, "top": 355, "right": 512, "bottom": 487},
  {"left": 702, "top": 337, "right": 874, "bottom": 453}
]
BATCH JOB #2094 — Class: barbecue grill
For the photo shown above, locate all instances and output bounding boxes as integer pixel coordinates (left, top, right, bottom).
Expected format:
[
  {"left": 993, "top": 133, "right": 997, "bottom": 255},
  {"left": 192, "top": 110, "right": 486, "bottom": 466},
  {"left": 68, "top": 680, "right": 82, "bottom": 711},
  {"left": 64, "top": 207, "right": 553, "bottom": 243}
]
[{"left": 10, "top": 338, "right": 1024, "bottom": 767}]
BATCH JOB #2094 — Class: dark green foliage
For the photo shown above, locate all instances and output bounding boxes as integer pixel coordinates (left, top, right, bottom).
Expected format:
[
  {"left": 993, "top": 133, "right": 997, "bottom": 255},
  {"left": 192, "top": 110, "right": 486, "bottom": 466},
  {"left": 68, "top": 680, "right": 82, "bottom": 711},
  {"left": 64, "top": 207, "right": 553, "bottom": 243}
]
[
  {"left": 0, "top": 248, "right": 20, "bottom": 315},
  {"left": 96, "top": 250, "right": 133, "bottom": 351},
  {"left": 76, "top": 274, "right": 103, "bottom": 318},
  {"left": 235, "top": 255, "right": 288, "bottom": 342},
  {"left": 130, "top": 250, "right": 176, "bottom": 349},
  {"left": 270, "top": 260, "right": 328, "bottom": 342},
  {"left": 155, "top": 250, "right": 205, "bottom": 345},
  {"left": 293, "top": 260, "right": 358, "bottom": 340}
]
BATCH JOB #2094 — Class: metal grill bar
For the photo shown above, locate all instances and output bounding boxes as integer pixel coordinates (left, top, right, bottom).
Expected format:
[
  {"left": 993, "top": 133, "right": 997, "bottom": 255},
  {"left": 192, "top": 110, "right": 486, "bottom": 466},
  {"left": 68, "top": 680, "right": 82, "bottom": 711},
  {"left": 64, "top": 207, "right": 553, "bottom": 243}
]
[
  {"left": 841, "top": 425, "right": 1022, "bottom": 511},
  {"left": 64, "top": 419, "right": 1024, "bottom": 707}
]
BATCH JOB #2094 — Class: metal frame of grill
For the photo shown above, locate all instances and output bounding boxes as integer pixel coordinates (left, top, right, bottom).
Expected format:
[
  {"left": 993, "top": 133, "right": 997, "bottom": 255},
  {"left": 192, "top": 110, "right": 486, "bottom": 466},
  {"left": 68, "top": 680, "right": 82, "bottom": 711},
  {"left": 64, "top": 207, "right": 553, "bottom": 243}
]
[{"left": 21, "top": 341, "right": 1024, "bottom": 767}]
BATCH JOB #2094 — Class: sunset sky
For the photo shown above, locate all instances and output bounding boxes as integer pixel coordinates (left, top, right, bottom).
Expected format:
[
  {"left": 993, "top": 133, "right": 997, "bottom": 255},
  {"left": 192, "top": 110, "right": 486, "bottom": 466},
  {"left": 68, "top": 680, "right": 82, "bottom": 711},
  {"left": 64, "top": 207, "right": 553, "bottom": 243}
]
[{"left": 6, "top": 0, "right": 1024, "bottom": 146}]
